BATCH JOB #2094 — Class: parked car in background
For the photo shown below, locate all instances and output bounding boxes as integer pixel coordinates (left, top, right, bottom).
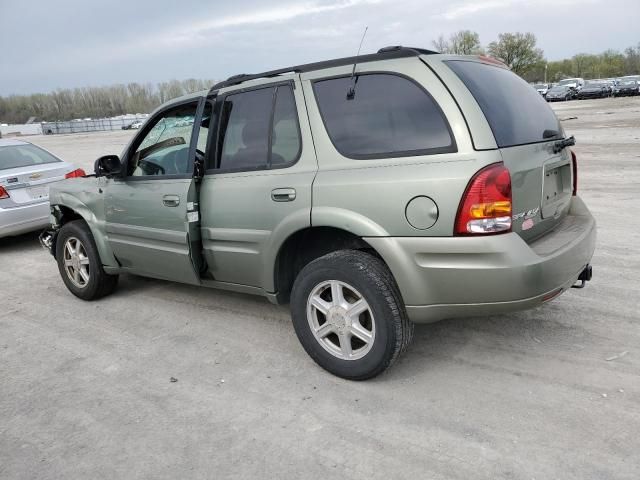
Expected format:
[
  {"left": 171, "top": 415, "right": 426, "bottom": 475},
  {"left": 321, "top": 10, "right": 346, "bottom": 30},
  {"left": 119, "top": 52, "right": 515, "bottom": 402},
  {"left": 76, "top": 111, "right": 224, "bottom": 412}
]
[
  {"left": 546, "top": 85, "right": 576, "bottom": 101},
  {"left": 534, "top": 83, "right": 550, "bottom": 97},
  {"left": 122, "top": 121, "right": 143, "bottom": 130},
  {"left": 1, "top": 139, "right": 85, "bottom": 238},
  {"left": 40, "top": 47, "right": 595, "bottom": 379},
  {"left": 614, "top": 79, "right": 640, "bottom": 97},
  {"left": 577, "top": 81, "right": 610, "bottom": 99},
  {"left": 558, "top": 77, "right": 585, "bottom": 91}
]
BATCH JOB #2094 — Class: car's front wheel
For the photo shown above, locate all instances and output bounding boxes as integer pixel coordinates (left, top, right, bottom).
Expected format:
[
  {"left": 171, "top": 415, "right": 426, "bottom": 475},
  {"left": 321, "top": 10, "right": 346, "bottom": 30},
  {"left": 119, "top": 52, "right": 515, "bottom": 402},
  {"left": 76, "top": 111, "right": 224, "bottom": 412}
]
[
  {"left": 290, "top": 250, "right": 413, "bottom": 380},
  {"left": 55, "top": 220, "right": 118, "bottom": 300}
]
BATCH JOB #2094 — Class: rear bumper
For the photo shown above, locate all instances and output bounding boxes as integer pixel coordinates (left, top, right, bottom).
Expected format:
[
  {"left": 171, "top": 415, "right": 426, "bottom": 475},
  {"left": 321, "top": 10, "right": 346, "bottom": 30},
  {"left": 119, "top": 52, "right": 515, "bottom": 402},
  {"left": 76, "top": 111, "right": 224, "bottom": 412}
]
[
  {"left": 365, "top": 196, "right": 596, "bottom": 323},
  {"left": 0, "top": 201, "right": 50, "bottom": 238}
]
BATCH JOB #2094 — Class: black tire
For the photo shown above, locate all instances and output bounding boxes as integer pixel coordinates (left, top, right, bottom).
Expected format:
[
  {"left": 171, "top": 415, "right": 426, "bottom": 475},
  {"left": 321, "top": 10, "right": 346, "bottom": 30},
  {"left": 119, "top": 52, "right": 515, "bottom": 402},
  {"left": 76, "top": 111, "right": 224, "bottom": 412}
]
[
  {"left": 290, "top": 250, "right": 413, "bottom": 380},
  {"left": 55, "top": 220, "right": 118, "bottom": 300}
]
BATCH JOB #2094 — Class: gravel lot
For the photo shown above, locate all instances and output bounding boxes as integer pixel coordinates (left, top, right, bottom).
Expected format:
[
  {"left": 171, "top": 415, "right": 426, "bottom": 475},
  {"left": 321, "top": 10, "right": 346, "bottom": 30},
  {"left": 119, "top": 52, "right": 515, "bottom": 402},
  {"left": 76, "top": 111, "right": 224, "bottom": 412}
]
[{"left": 2, "top": 97, "right": 639, "bottom": 479}]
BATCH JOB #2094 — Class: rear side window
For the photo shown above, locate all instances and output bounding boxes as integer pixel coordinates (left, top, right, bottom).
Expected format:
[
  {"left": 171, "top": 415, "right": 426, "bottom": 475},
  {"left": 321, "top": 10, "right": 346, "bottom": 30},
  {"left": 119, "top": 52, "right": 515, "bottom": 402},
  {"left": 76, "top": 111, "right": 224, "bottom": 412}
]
[
  {"left": 445, "top": 60, "right": 561, "bottom": 148},
  {"left": 0, "top": 144, "right": 61, "bottom": 170},
  {"left": 313, "top": 74, "right": 456, "bottom": 159},
  {"left": 216, "top": 84, "right": 301, "bottom": 171}
]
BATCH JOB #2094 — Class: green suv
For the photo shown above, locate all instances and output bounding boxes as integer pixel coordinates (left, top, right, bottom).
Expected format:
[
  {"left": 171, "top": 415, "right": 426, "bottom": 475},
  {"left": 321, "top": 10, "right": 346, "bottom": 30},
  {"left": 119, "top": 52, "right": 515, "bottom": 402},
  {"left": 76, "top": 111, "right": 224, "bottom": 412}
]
[{"left": 40, "top": 47, "right": 596, "bottom": 379}]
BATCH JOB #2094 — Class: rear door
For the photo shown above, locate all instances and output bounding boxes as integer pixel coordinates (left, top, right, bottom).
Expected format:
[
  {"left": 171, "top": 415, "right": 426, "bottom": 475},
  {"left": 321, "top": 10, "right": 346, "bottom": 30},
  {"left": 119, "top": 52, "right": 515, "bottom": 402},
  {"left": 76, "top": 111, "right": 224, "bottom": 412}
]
[
  {"left": 104, "top": 98, "right": 211, "bottom": 284},
  {"left": 0, "top": 142, "right": 76, "bottom": 208},
  {"left": 199, "top": 77, "right": 316, "bottom": 290},
  {"left": 443, "top": 58, "right": 573, "bottom": 242}
]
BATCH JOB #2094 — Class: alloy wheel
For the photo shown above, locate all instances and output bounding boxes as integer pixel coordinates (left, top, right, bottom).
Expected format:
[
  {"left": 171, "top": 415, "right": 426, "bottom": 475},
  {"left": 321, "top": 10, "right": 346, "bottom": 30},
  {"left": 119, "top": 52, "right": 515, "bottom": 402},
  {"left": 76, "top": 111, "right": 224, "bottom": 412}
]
[
  {"left": 63, "top": 237, "right": 90, "bottom": 288},
  {"left": 306, "top": 280, "right": 376, "bottom": 360}
]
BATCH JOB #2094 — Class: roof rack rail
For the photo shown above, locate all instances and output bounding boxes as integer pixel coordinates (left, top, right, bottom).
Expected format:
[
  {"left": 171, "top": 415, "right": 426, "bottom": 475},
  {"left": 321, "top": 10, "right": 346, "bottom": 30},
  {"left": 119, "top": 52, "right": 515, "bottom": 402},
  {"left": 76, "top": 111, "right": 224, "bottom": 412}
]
[
  {"left": 377, "top": 45, "right": 439, "bottom": 55},
  {"left": 210, "top": 67, "right": 303, "bottom": 91},
  {"left": 209, "top": 45, "right": 438, "bottom": 93}
]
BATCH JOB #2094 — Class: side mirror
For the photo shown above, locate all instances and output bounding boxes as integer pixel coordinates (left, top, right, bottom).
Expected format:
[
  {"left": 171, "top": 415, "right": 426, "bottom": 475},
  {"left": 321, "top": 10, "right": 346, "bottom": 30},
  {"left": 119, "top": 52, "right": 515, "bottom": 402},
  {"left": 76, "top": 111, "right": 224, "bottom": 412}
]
[{"left": 94, "top": 155, "right": 123, "bottom": 178}]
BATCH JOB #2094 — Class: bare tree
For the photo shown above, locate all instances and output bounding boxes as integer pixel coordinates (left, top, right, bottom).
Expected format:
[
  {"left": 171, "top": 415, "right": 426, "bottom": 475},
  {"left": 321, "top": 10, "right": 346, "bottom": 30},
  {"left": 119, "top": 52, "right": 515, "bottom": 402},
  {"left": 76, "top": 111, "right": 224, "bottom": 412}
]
[
  {"left": 432, "top": 30, "right": 482, "bottom": 55},
  {"left": 432, "top": 34, "right": 450, "bottom": 53}
]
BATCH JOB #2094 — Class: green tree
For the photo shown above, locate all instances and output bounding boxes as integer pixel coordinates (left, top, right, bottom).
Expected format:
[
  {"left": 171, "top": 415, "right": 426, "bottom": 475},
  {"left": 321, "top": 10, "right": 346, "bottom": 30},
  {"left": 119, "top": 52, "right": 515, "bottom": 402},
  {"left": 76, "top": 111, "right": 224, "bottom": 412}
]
[
  {"left": 450, "top": 30, "right": 483, "bottom": 55},
  {"left": 487, "top": 32, "right": 544, "bottom": 75},
  {"left": 624, "top": 44, "right": 640, "bottom": 74}
]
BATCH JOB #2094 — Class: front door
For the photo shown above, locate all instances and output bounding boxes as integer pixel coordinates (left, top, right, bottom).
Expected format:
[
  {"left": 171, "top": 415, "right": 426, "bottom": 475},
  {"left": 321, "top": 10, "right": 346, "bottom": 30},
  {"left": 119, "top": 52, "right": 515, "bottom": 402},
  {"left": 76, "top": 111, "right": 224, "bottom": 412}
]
[{"left": 104, "top": 98, "right": 212, "bottom": 284}]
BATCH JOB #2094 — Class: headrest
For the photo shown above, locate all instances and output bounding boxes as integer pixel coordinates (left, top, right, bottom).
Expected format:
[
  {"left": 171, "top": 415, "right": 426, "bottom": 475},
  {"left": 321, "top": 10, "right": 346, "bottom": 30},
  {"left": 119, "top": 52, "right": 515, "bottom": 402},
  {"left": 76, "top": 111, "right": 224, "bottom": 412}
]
[{"left": 241, "top": 120, "right": 268, "bottom": 147}]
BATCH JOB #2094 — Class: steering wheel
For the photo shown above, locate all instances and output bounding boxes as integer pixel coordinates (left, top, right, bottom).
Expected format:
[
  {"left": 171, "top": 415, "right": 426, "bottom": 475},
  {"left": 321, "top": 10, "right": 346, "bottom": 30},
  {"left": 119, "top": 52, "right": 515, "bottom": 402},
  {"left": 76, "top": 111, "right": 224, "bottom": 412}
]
[
  {"left": 169, "top": 147, "right": 202, "bottom": 175},
  {"left": 138, "top": 159, "right": 165, "bottom": 176}
]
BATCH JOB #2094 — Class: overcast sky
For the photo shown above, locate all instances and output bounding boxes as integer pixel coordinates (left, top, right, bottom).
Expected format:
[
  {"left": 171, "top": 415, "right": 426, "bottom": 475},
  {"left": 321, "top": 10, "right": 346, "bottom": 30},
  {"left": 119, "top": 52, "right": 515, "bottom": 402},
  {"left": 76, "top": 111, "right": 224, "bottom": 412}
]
[{"left": 1, "top": 0, "right": 638, "bottom": 95}]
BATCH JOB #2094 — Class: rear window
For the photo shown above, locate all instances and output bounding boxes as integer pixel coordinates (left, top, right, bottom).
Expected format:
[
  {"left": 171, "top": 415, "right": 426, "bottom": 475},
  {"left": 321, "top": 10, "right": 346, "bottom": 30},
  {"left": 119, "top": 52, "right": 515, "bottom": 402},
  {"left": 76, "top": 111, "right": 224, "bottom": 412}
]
[
  {"left": 0, "top": 144, "right": 61, "bottom": 170},
  {"left": 313, "top": 73, "right": 456, "bottom": 159},
  {"left": 445, "top": 60, "right": 562, "bottom": 148}
]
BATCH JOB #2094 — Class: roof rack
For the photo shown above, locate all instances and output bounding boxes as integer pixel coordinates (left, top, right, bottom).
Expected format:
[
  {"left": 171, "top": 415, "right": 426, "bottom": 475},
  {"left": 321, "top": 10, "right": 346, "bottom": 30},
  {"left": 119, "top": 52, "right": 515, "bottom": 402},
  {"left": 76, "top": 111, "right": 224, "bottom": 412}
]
[{"left": 209, "top": 46, "right": 437, "bottom": 92}]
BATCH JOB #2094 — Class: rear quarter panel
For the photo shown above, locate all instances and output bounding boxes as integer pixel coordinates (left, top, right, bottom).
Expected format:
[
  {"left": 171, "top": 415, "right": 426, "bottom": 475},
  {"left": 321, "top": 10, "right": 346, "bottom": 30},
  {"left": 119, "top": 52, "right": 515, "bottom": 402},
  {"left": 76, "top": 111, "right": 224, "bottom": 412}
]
[{"left": 301, "top": 57, "right": 502, "bottom": 237}]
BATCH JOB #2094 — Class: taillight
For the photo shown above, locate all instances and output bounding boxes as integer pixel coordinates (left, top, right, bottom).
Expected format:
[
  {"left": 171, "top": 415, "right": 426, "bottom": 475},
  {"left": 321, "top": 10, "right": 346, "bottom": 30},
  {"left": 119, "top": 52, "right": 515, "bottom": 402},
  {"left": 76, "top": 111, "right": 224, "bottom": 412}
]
[
  {"left": 455, "top": 163, "right": 512, "bottom": 235},
  {"left": 571, "top": 150, "right": 578, "bottom": 196},
  {"left": 65, "top": 168, "right": 86, "bottom": 179},
  {"left": 0, "top": 186, "right": 9, "bottom": 199}
]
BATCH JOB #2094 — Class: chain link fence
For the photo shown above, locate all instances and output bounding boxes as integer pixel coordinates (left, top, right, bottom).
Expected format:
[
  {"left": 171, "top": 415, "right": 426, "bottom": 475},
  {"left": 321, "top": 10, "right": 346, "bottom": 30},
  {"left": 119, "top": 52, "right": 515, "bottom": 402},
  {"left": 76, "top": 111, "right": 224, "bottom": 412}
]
[{"left": 41, "top": 115, "right": 149, "bottom": 135}]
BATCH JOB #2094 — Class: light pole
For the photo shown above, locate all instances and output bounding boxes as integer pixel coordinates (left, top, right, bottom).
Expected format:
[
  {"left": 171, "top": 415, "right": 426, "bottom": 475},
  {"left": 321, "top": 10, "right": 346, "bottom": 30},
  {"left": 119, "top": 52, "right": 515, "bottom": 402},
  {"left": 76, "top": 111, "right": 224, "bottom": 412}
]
[{"left": 544, "top": 63, "right": 548, "bottom": 84}]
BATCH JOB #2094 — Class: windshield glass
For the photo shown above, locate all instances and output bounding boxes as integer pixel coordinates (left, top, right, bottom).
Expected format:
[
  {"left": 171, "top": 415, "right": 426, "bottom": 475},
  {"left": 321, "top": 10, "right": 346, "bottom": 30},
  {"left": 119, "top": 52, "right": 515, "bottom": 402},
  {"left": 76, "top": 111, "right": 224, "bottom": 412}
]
[
  {"left": 534, "top": 84, "right": 547, "bottom": 89},
  {"left": 559, "top": 79, "right": 578, "bottom": 86},
  {"left": 0, "top": 144, "right": 61, "bottom": 170},
  {"left": 445, "top": 60, "right": 561, "bottom": 148}
]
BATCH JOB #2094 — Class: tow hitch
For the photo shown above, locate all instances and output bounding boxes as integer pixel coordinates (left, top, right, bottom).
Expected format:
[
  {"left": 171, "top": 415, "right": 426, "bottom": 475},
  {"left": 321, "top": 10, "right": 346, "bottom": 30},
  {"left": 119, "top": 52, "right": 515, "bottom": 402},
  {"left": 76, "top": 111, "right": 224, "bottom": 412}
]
[{"left": 571, "top": 264, "right": 593, "bottom": 289}]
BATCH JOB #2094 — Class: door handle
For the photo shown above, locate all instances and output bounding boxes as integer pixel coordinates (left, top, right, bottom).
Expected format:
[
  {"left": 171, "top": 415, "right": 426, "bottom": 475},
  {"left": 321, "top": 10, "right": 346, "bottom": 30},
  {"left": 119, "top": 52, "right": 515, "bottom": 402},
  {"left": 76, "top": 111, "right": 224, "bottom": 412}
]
[
  {"left": 271, "top": 188, "right": 296, "bottom": 202},
  {"left": 162, "top": 194, "right": 180, "bottom": 207}
]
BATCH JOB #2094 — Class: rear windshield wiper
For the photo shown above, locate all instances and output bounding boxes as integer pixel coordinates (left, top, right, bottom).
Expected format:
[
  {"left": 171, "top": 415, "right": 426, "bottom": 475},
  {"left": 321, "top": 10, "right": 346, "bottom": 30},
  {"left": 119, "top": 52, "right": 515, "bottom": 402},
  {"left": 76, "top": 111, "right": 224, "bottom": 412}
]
[
  {"left": 543, "top": 129, "right": 562, "bottom": 139},
  {"left": 551, "top": 135, "right": 576, "bottom": 154}
]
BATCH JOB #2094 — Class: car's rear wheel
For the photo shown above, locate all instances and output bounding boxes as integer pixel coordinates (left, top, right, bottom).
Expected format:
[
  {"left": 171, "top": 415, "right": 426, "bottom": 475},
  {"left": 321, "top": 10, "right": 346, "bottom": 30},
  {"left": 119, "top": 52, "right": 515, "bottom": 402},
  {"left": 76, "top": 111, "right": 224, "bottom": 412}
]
[
  {"left": 290, "top": 250, "right": 413, "bottom": 380},
  {"left": 55, "top": 220, "right": 118, "bottom": 300}
]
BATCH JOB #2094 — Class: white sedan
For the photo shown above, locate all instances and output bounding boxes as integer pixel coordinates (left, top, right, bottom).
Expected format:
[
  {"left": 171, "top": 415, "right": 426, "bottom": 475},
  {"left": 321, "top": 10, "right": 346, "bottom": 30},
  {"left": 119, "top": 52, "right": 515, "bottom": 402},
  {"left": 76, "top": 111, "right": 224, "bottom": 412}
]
[{"left": 0, "top": 139, "right": 85, "bottom": 238}]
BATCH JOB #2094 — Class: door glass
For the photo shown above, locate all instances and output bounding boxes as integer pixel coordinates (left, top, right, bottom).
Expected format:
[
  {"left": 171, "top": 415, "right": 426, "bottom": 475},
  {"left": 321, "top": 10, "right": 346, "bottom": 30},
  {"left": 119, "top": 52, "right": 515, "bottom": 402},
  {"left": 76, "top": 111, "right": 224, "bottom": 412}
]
[
  {"left": 129, "top": 102, "right": 199, "bottom": 176},
  {"left": 217, "top": 87, "right": 274, "bottom": 170},
  {"left": 270, "top": 85, "right": 301, "bottom": 166}
]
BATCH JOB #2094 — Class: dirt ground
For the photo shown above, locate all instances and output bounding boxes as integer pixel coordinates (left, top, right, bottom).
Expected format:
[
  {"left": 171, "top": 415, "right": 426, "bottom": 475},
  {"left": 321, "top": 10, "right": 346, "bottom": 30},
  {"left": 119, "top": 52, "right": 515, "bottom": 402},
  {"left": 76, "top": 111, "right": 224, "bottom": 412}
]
[{"left": 1, "top": 97, "right": 639, "bottom": 479}]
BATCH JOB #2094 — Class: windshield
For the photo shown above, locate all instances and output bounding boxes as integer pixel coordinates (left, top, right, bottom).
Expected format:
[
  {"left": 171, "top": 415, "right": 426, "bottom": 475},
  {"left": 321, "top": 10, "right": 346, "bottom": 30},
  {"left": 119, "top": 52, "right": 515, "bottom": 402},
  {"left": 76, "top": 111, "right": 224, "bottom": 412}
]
[
  {"left": 0, "top": 144, "right": 61, "bottom": 170},
  {"left": 559, "top": 79, "right": 578, "bottom": 86},
  {"left": 445, "top": 60, "right": 562, "bottom": 148},
  {"left": 621, "top": 80, "right": 637, "bottom": 85},
  {"left": 534, "top": 84, "right": 547, "bottom": 89}
]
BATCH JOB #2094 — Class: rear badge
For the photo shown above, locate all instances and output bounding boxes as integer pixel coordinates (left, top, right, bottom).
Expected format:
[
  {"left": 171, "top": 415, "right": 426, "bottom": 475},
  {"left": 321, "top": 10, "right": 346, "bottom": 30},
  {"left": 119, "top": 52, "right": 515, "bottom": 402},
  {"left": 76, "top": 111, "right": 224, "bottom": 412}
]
[
  {"left": 522, "top": 218, "right": 535, "bottom": 231},
  {"left": 29, "top": 173, "right": 42, "bottom": 180},
  {"left": 513, "top": 207, "right": 539, "bottom": 222},
  {"left": 7, "top": 177, "right": 18, "bottom": 184}
]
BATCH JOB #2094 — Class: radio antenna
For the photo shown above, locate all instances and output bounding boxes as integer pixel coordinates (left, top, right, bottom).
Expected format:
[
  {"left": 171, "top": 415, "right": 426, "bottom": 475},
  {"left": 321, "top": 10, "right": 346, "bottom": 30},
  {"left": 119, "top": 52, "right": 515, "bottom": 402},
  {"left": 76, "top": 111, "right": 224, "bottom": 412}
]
[{"left": 347, "top": 26, "right": 368, "bottom": 100}]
